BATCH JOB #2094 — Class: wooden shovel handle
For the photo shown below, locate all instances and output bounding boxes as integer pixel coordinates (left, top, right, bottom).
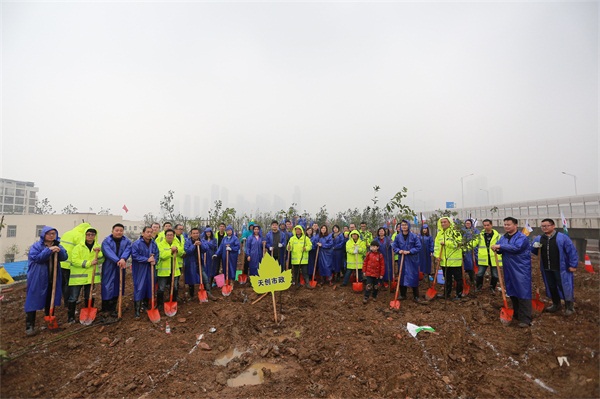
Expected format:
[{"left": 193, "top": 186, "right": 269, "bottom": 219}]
[
  {"left": 49, "top": 253, "right": 58, "bottom": 315},
  {"left": 170, "top": 255, "right": 176, "bottom": 299},
  {"left": 494, "top": 252, "right": 509, "bottom": 307},
  {"left": 88, "top": 251, "right": 99, "bottom": 306},
  {"left": 197, "top": 245, "right": 203, "bottom": 286},
  {"left": 312, "top": 246, "right": 320, "bottom": 281},
  {"left": 394, "top": 254, "right": 405, "bottom": 301}
]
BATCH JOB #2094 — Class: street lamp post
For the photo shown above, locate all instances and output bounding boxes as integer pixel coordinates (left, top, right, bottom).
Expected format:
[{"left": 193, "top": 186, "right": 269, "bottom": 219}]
[
  {"left": 479, "top": 188, "right": 489, "bottom": 205},
  {"left": 461, "top": 173, "right": 474, "bottom": 208},
  {"left": 561, "top": 172, "right": 578, "bottom": 195},
  {"left": 413, "top": 189, "right": 423, "bottom": 212}
]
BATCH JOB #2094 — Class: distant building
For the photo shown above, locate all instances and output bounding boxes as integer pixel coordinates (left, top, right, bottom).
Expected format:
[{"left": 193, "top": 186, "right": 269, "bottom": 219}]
[{"left": 0, "top": 178, "right": 39, "bottom": 215}]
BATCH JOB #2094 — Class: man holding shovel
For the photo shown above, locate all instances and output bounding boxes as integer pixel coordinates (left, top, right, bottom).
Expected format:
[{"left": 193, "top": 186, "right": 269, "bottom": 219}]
[
  {"left": 156, "top": 229, "right": 181, "bottom": 312},
  {"left": 131, "top": 227, "right": 159, "bottom": 318},
  {"left": 67, "top": 228, "right": 103, "bottom": 323},
  {"left": 24, "top": 226, "right": 68, "bottom": 336},
  {"left": 101, "top": 224, "right": 132, "bottom": 318},
  {"left": 287, "top": 225, "right": 313, "bottom": 288},
  {"left": 434, "top": 217, "right": 464, "bottom": 300},
  {"left": 184, "top": 228, "right": 216, "bottom": 301},
  {"left": 475, "top": 219, "right": 502, "bottom": 294}
]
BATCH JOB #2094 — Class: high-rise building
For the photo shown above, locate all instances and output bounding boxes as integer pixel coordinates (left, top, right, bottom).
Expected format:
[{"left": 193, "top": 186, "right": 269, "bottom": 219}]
[
  {"left": 0, "top": 178, "right": 39, "bottom": 214},
  {"left": 292, "top": 186, "right": 301, "bottom": 209}
]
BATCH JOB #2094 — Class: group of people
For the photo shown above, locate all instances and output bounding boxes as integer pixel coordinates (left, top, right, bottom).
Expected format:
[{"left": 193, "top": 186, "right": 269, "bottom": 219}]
[{"left": 23, "top": 215, "right": 578, "bottom": 335}]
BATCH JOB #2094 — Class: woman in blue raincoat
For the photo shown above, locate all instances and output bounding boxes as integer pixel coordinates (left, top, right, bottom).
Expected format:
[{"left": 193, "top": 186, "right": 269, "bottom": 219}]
[
  {"left": 331, "top": 225, "right": 345, "bottom": 282},
  {"left": 201, "top": 227, "right": 218, "bottom": 283},
  {"left": 245, "top": 224, "right": 264, "bottom": 277},
  {"left": 376, "top": 227, "right": 394, "bottom": 287},
  {"left": 214, "top": 225, "right": 240, "bottom": 282},
  {"left": 24, "top": 226, "right": 68, "bottom": 336},
  {"left": 392, "top": 220, "right": 422, "bottom": 301},
  {"left": 316, "top": 225, "right": 334, "bottom": 285},
  {"left": 418, "top": 224, "right": 435, "bottom": 277},
  {"left": 306, "top": 227, "right": 318, "bottom": 279},
  {"left": 462, "top": 219, "right": 479, "bottom": 285}
]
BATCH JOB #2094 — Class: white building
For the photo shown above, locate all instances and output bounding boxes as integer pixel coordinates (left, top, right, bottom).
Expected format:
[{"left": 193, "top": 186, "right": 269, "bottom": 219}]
[
  {"left": 0, "top": 213, "right": 143, "bottom": 263},
  {"left": 0, "top": 178, "right": 39, "bottom": 215}
]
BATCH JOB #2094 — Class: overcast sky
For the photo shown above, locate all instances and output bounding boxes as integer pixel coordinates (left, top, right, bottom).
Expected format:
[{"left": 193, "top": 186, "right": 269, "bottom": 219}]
[{"left": 1, "top": 1, "right": 598, "bottom": 220}]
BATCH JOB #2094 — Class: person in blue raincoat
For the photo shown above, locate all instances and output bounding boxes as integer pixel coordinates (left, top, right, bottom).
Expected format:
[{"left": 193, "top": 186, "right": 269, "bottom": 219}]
[
  {"left": 24, "top": 226, "right": 68, "bottom": 336},
  {"left": 316, "top": 225, "right": 334, "bottom": 285},
  {"left": 185, "top": 227, "right": 216, "bottom": 301},
  {"left": 392, "top": 220, "right": 422, "bottom": 301},
  {"left": 531, "top": 218, "right": 578, "bottom": 315},
  {"left": 201, "top": 227, "right": 218, "bottom": 283},
  {"left": 214, "top": 225, "right": 240, "bottom": 282},
  {"left": 462, "top": 219, "right": 479, "bottom": 285},
  {"left": 245, "top": 224, "right": 265, "bottom": 277},
  {"left": 101, "top": 223, "right": 132, "bottom": 317},
  {"left": 306, "top": 227, "right": 318, "bottom": 280},
  {"left": 492, "top": 217, "right": 532, "bottom": 327},
  {"left": 265, "top": 221, "right": 286, "bottom": 270},
  {"left": 331, "top": 225, "right": 345, "bottom": 282},
  {"left": 376, "top": 227, "right": 394, "bottom": 287},
  {"left": 131, "top": 226, "right": 159, "bottom": 318},
  {"left": 418, "top": 224, "right": 435, "bottom": 278}
]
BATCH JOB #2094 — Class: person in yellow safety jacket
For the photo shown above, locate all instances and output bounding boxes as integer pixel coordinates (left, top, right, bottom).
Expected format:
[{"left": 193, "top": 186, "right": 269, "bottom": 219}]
[
  {"left": 173, "top": 224, "right": 186, "bottom": 271},
  {"left": 156, "top": 229, "right": 181, "bottom": 311},
  {"left": 60, "top": 222, "right": 92, "bottom": 305},
  {"left": 474, "top": 218, "right": 503, "bottom": 294},
  {"left": 342, "top": 230, "right": 367, "bottom": 286},
  {"left": 67, "top": 227, "right": 103, "bottom": 323},
  {"left": 434, "top": 217, "right": 464, "bottom": 300},
  {"left": 287, "top": 225, "right": 313, "bottom": 288},
  {"left": 155, "top": 222, "right": 173, "bottom": 244}
]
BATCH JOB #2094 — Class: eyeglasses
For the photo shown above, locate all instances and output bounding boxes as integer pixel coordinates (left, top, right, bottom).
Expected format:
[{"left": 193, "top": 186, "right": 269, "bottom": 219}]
[{"left": 540, "top": 225, "right": 552, "bottom": 228}]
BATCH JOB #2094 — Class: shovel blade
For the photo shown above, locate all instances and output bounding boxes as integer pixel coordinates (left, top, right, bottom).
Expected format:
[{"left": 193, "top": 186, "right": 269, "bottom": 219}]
[
  {"left": 198, "top": 289, "right": 208, "bottom": 303},
  {"left": 44, "top": 315, "right": 59, "bottom": 330},
  {"left": 418, "top": 272, "right": 424, "bottom": 281},
  {"left": 147, "top": 308, "right": 161, "bottom": 323},
  {"left": 164, "top": 301, "right": 177, "bottom": 317},
  {"left": 309, "top": 280, "right": 318, "bottom": 288},
  {"left": 500, "top": 307, "right": 514, "bottom": 324},
  {"left": 425, "top": 287, "right": 437, "bottom": 301},
  {"left": 79, "top": 307, "right": 97, "bottom": 325},
  {"left": 532, "top": 299, "right": 545, "bottom": 313},
  {"left": 238, "top": 273, "right": 248, "bottom": 284},
  {"left": 463, "top": 283, "right": 470, "bottom": 296},
  {"left": 390, "top": 280, "right": 398, "bottom": 291},
  {"left": 352, "top": 282, "right": 363, "bottom": 293},
  {"left": 389, "top": 300, "right": 400, "bottom": 310},
  {"left": 585, "top": 264, "right": 595, "bottom": 273},
  {"left": 222, "top": 283, "right": 233, "bottom": 297}
]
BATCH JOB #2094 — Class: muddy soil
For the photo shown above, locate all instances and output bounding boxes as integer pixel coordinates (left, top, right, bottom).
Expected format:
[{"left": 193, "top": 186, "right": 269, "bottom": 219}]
[{"left": 1, "top": 258, "right": 598, "bottom": 398}]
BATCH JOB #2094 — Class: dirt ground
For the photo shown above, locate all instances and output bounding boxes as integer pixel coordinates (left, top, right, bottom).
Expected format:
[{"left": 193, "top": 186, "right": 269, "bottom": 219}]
[{"left": 1, "top": 256, "right": 599, "bottom": 399}]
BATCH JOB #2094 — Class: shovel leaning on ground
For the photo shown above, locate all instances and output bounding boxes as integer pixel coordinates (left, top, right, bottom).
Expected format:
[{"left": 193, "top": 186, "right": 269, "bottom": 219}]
[
  {"left": 147, "top": 259, "right": 160, "bottom": 323},
  {"left": 352, "top": 253, "right": 363, "bottom": 292},
  {"left": 197, "top": 247, "right": 208, "bottom": 303},
  {"left": 309, "top": 246, "right": 320, "bottom": 288},
  {"left": 80, "top": 251, "right": 99, "bottom": 325},
  {"left": 117, "top": 264, "right": 124, "bottom": 319},
  {"left": 494, "top": 252, "right": 513, "bottom": 324},
  {"left": 238, "top": 243, "right": 249, "bottom": 285},
  {"left": 164, "top": 256, "right": 178, "bottom": 317},
  {"left": 44, "top": 253, "right": 60, "bottom": 330},
  {"left": 390, "top": 254, "right": 405, "bottom": 310},
  {"left": 461, "top": 259, "right": 470, "bottom": 296},
  {"left": 222, "top": 249, "right": 233, "bottom": 296},
  {"left": 426, "top": 246, "right": 444, "bottom": 301}
]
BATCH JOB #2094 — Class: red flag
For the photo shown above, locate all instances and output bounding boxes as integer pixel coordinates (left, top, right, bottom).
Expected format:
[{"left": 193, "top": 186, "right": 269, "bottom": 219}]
[{"left": 122, "top": 204, "right": 129, "bottom": 213}]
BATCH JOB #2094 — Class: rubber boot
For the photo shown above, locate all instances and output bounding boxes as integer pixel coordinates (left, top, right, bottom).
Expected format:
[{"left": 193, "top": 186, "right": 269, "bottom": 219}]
[
  {"left": 490, "top": 276, "right": 498, "bottom": 291},
  {"left": 157, "top": 292, "right": 164, "bottom": 312},
  {"left": 207, "top": 291, "right": 217, "bottom": 301},
  {"left": 173, "top": 289, "right": 178, "bottom": 303},
  {"left": 101, "top": 300, "right": 110, "bottom": 313},
  {"left": 134, "top": 301, "right": 141, "bottom": 319},
  {"left": 67, "top": 301, "right": 77, "bottom": 324},
  {"left": 141, "top": 298, "right": 149, "bottom": 311},
  {"left": 109, "top": 299, "right": 118, "bottom": 318},
  {"left": 25, "top": 311, "right": 37, "bottom": 336},
  {"left": 188, "top": 285, "right": 194, "bottom": 300},
  {"left": 565, "top": 301, "right": 574, "bottom": 316},
  {"left": 475, "top": 275, "right": 484, "bottom": 291}
]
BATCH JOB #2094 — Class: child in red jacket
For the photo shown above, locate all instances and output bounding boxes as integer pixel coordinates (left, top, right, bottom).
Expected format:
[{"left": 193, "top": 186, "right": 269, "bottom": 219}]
[{"left": 363, "top": 240, "right": 385, "bottom": 304}]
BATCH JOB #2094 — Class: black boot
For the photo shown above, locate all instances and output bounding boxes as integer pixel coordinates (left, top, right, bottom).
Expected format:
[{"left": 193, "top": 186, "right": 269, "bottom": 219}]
[
  {"left": 188, "top": 285, "right": 194, "bottom": 300},
  {"left": 109, "top": 299, "right": 118, "bottom": 318},
  {"left": 101, "top": 300, "right": 110, "bottom": 313},
  {"left": 157, "top": 292, "right": 164, "bottom": 312},
  {"left": 475, "top": 275, "right": 483, "bottom": 291},
  {"left": 207, "top": 291, "right": 217, "bottom": 301},
  {"left": 565, "top": 301, "right": 574, "bottom": 316},
  {"left": 68, "top": 301, "right": 77, "bottom": 324},
  {"left": 134, "top": 301, "right": 141, "bottom": 318},
  {"left": 25, "top": 311, "right": 37, "bottom": 336},
  {"left": 173, "top": 290, "right": 179, "bottom": 303},
  {"left": 141, "top": 298, "right": 149, "bottom": 311}
]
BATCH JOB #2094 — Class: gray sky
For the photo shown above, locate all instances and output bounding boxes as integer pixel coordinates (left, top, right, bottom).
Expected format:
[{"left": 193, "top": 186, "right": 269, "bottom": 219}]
[{"left": 1, "top": 1, "right": 598, "bottom": 220}]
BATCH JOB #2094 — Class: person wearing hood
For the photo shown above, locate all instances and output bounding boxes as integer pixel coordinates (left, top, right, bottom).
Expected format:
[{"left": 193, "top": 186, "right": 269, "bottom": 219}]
[
  {"left": 287, "top": 225, "right": 313, "bottom": 288},
  {"left": 184, "top": 228, "right": 216, "bottom": 301},
  {"left": 434, "top": 217, "right": 464, "bottom": 300},
  {"left": 392, "top": 220, "right": 423, "bottom": 301},
  {"left": 462, "top": 219, "right": 479, "bottom": 286},
  {"left": 376, "top": 227, "right": 394, "bottom": 287},
  {"left": 213, "top": 223, "right": 227, "bottom": 276},
  {"left": 331, "top": 225, "right": 345, "bottom": 282},
  {"left": 200, "top": 227, "right": 218, "bottom": 283},
  {"left": 531, "top": 218, "right": 578, "bottom": 315},
  {"left": 214, "top": 225, "right": 240, "bottom": 283},
  {"left": 59, "top": 222, "right": 91, "bottom": 306},
  {"left": 68, "top": 227, "right": 103, "bottom": 323},
  {"left": 475, "top": 219, "right": 502, "bottom": 294},
  {"left": 241, "top": 221, "right": 255, "bottom": 280},
  {"left": 342, "top": 230, "right": 366, "bottom": 286},
  {"left": 418, "top": 224, "right": 435, "bottom": 279},
  {"left": 245, "top": 224, "right": 265, "bottom": 278},
  {"left": 306, "top": 227, "right": 319, "bottom": 281},
  {"left": 492, "top": 217, "right": 532, "bottom": 327},
  {"left": 24, "top": 226, "right": 68, "bottom": 336},
  {"left": 266, "top": 220, "right": 286, "bottom": 270},
  {"left": 101, "top": 223, "right": 132, "bottom": 317},
  {"left": 316, "top": 225, "right": 334, "bottom": 285},
  {"left": 131, "top": 226, "right": 159, "bottom": 318},
  {"left": 156, "top": 229, "right": 181, "bottom": 311}
]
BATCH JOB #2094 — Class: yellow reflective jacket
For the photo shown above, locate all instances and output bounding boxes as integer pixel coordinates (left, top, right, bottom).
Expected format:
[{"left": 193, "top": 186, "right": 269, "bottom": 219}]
[
  {"left": 69, "top": 238, "right": 104, "bottom": 286},
  {"left": 476, "top": 229, "right": 503, "bottom": 267},
  {"left": 433, "top": 217, "right": 463, "bottom": 267},
  {"left": 157, "top": 238, "right": 182, "bottom": 277},
  {"left": 287, "top": 225, "right": 312, "bottom": 265},
  {"left": 346, "top": 230, "right": 367, "bottom": 269},
  {"left": 60, "top": 223, "right": 91, "bottom": 270}
]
